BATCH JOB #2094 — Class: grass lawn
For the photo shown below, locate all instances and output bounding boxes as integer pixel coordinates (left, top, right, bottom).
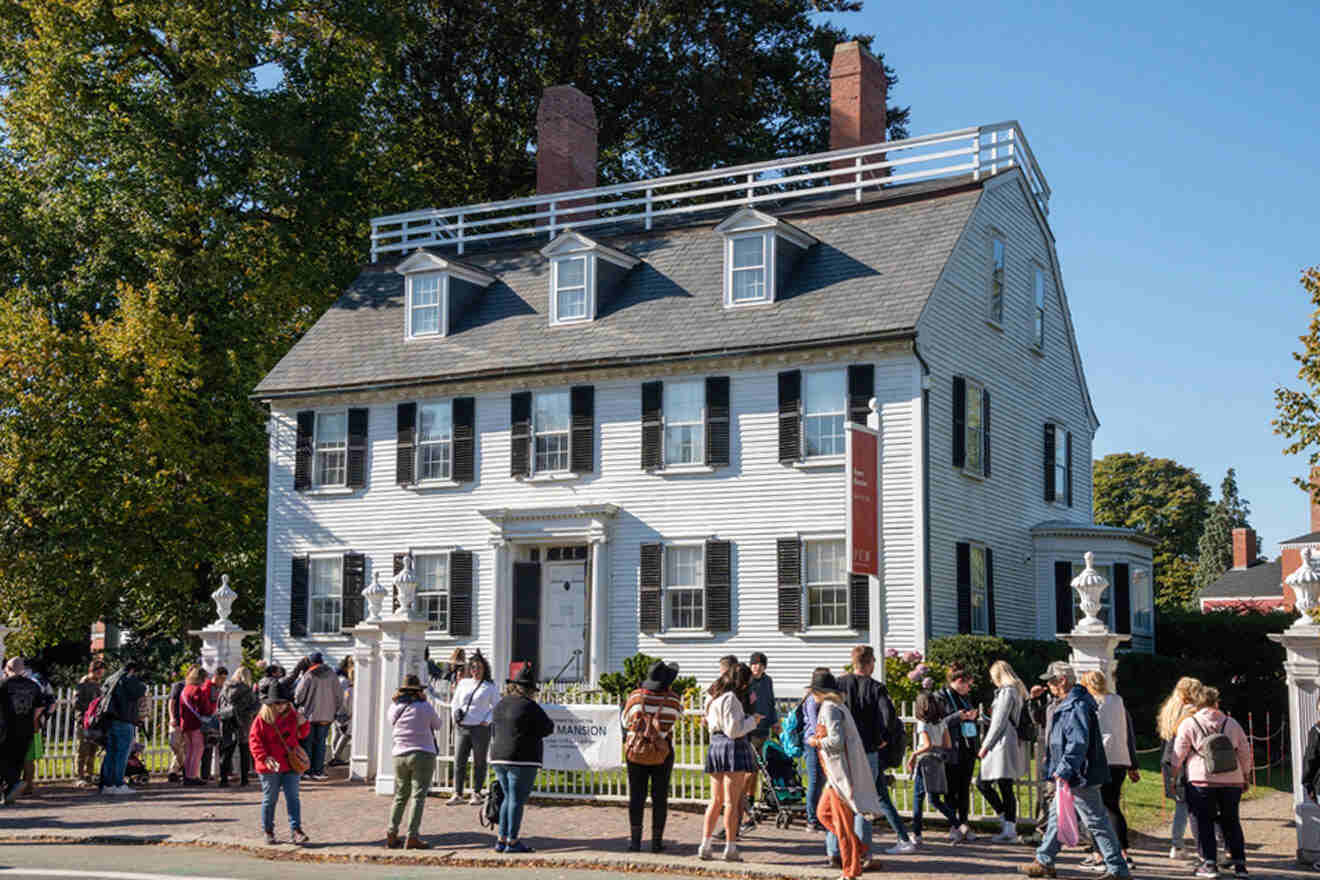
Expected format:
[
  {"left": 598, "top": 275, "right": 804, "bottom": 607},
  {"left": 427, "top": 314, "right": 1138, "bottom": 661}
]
[{"left": 1122, "top": 750, "right": 1292, "bottom": 834}]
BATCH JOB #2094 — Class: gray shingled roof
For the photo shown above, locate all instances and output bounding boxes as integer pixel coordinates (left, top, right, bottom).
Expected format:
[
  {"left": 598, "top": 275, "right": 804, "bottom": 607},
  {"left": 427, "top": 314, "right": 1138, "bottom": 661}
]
[
  {"left": 1199, "top": 559, "right": 1283, "bottom": 599},
  {"left": 1282, "top": 531, "right": 1320, "bottom": 545},
  {"left": 254, "top": 182, "right": 984, "bottom": 398}
]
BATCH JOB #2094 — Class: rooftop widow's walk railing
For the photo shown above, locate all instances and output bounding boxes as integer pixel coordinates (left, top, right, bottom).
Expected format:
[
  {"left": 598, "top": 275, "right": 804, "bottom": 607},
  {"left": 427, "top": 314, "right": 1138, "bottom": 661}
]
[{"left": 370, "top": 121, "right": 1051, "bottom": 261}]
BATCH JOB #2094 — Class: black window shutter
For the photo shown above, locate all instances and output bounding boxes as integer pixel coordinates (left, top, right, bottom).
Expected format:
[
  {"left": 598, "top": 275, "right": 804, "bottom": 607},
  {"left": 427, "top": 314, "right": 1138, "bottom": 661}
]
[
  {"left": 1044, "top": 424, "right": 1056, "bottom": 502},
  {"left": 452, "top": 397, "right": 475, "bottom": 482},
  {"left": 705, "top": 376, "right": 731, "bottom": 467},
  {"left": 985, "top": 547, "right": 996, "bottom": 635},
  {"left": 341, "top": 553, "right": 365, "bottom": 629},
  {"left": 510, "top": 392, "right": 532, "bottom": 477},
  {"left": 776, "top": 538, "right": 802, "bottom": 632},
  {"left": 639, "top": 543, "right": 663, "bottom": 634},
  {"left": 347, "top": 408, "right": 369, "bottom": 488},
  {"left": 290, "top": 555, "right": 309, "bottom": 636},
  {"left": 1066, "top": 432, "right": 1074, "bottom": 508},
  {"left": 570, "top": 385, "right": 594, "bottom": 473},
  {"left": 1114, "top": 562, "right": 1131, "bottom": 635},
  {"left": 1054, "top": 561, "right": 1074, "bottom": 634},
  {"left": 847, "top": 364, "right": 874, "bottom": 425},
  {"left": 982, "top": 389, "right": 992, "bottom": 478},
  {"left": 450, "top": 550, "right": 474, "bottom": 636},
  {"left": 952, "top": 378, "right": 966, "bottom": 468},
  {"left": 396, "top": 403, "right": 416, "bottom": 485},
  {"left": 295, "top": 411, "right": 315, "bottom": 490},
  {"left": 393, "top": 553, "right": 408, "bottom": 614},
  {"left": 956, "top": 542, "right": 972, "bottom": 634},
  {"left": 849, "top": 573, "right": 869, "bottom": 631},
  {"left": 705, "top": 540, "right": 732, "bottom": 633},
  {"left": 778, "top": 370, "right": 802, "bottom": 463},
  {"left": 641, "top": 381, "right": 663, "bottom": 470}
]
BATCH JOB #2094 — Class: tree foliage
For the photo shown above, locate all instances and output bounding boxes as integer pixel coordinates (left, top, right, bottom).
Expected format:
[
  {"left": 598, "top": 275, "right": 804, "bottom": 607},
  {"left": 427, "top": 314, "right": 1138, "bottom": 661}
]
[
  {"left": 1092, "top": 453, "right": 1212, "bottom": 609},
  {"left": 1194, "top": 467, "right": 1255, "bottom": 590},
  {"left": 1275, "top": 267, "right": 1320, "bottom": 504},
  {"left": 0, "top": 0, "right": 902, "bottom": 653}
]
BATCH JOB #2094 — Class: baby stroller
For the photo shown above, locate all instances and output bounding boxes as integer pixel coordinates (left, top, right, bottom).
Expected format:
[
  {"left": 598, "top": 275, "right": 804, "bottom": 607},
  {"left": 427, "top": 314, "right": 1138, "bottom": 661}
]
[
  {"left": 125, "top": 742, "right": 150, "bottom": 788},
  {"left": 753, "top": 738, "right": 808, "bottom": 828}
]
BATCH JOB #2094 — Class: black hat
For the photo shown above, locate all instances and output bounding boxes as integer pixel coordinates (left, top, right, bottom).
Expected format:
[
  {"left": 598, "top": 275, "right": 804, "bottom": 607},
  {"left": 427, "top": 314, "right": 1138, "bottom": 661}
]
[
  {"left": 259, "top": 679, "right": 293, "bottom": 705},
  {"left": 641, "top": 660, "right": 679, "bottom": 692},
  {"left": 807, "top": 669, "right": 840, "bottom": 695},
  {"left": 507, "top": 664, "right": 539, "bottom": 691},
  {"left": 308, "top": 652, "right": 324, "bottom": 665}
]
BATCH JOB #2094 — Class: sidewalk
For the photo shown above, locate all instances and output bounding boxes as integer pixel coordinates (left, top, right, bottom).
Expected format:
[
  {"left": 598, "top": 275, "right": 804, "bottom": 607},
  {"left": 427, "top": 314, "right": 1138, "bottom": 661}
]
[{"left": 1, "top": 770, "right": 1313, "bottom": 879}]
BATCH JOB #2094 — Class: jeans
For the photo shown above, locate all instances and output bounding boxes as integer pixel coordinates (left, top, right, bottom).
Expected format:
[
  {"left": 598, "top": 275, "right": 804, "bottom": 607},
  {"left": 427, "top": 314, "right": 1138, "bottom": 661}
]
[
  {"left": 804, "top": 743, "right": 825, "bottom": 826},
  {"left": 259, "top": 771, "right": 303, "bottom": 832},
  {"left": 454, "top": 725, "right": 491, "bottom": 795},
  {"left": 99, "top": 721, "right": 134, "bottom": 789},
  {"left": 390, "top": 751, "right": 437, "bottom": 838},
  {"left": 977, "top": 777, "right": 1018, "bottom": 823},
  {"left": 1186, "top": 784, "right": 1246, "bottom": 867},
  {"left": 912, "top": 768, "right": 958, "bottom": 836},
  {"left": 627, "top": 750, "right": 675, "bottom": 838},
  {"left": 306, "top": 722, "right": 330, "bottom": 775},
  {"left": 493, "top": 764, "right": 538, "bottom": 842},
  {"left": 1036, "top": 782, "right": 1128, "bottom": 878}
]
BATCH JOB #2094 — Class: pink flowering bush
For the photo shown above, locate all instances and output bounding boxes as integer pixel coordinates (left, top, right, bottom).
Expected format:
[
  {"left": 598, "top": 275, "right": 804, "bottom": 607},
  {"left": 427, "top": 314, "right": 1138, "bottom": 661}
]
[{"left": 884, "top": 653, "right": 946, "bottom": 706}]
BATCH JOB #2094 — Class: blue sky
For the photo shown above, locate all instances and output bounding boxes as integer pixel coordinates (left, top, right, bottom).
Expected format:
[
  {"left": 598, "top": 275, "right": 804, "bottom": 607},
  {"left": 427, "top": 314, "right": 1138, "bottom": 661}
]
[{"left": 826, "top": 0, "right": 1320, "bottom": 554}]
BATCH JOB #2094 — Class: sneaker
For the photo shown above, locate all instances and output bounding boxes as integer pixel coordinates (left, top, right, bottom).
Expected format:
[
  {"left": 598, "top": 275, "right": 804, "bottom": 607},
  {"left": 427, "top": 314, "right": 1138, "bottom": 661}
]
[
  {"left": 446, "top": 794, "right": 463, "bottom": 805},
  {"left": 1080, "top": 854, "right": 1104, "bottom": 868},
  {"left": 993, "top": 823, "right": 1018, "bottom": 842},
  {"left": 697, "top": 841, "right": 715, "bottom": 861},
  {"left": 505, "top": 841, "right": 533, "bottom": 854},
  {"left": 910, "top": 835, "right": 924, "bottom": 848},
  {"left": 1170, "top": 846, "right": 1184, "bottom": 860},
  {"left": 107, "top": 785, "right": 136, "bottom": 796},
  {"left": 469, "top": 792, "right": 483, "bottom": 805},
  {"left": 948, "top": 828, "right": 964, "bottom": 843},
  {"left": 722, "top": 846, "right": 742, "bottom": 862},
  {"left": 1233, "top": 866, "right": 1248, "bottom": 878},
  {"left": 265, "top": 830, "right": 278, "bottom": 845},
  {"left": 806, "top": 820, "right": 826, "bottom": 832},
  {"left": 494, "top": 841, "right": 506, "bottom": 853},
  {"left": 290, "top": 828, "right": 309, "bottom": 846},
  {"left": 1017, "top": 862, "right": 1057, "bottom": 878},
  {"left": 1194, "top": 862, "right": 1219, "bottom": 879},
  {"left": 886, "top": 840, "right": 917, "bottom": 855},
  {"left": 960, "top": 824, "right": 977, "bottom": 842}
]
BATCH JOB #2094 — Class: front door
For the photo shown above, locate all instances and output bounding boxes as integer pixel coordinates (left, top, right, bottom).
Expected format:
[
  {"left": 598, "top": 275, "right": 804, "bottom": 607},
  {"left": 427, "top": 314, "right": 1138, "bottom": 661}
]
[
  {"left": 512, "top": 562, "right": 541, "bottom": 677},
  {"left": 541, "top": 562, "right": 587, "bottom": 682}
]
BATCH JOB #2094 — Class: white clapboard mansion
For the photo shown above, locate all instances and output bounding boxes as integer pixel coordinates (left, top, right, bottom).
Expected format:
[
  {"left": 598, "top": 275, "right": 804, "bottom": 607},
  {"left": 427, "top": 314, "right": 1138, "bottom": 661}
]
[{"left": 253, "top": 44, "right": 1155, "bottom": 694}]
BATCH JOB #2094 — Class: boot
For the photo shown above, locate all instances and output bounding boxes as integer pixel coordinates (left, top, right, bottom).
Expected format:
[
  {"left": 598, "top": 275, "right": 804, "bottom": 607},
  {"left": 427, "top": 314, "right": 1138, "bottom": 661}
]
[
  {"left": 385, "top": 830, "right": 401, "bottom": 849},
  {"left": 628, "top": 826, "right": 642, "bottom": 852},
  {"left": 404, "top": 835, "right": 430, "bottom": 850}
]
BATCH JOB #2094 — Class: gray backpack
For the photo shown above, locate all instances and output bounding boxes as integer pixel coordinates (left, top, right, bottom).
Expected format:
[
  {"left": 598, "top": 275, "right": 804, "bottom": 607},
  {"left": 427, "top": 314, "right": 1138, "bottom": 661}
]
[{"left": 1192, "top": 718, "right": 1239, "bottom": 775}]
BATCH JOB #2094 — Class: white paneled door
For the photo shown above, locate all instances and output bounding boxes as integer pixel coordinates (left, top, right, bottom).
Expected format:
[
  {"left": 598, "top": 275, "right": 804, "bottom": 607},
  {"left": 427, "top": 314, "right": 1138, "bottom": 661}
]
[{"left": 542, "top": 562, "right": 588, "bottom": 681}]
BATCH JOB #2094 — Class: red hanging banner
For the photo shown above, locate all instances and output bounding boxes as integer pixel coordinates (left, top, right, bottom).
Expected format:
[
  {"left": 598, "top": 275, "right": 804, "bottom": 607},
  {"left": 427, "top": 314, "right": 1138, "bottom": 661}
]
[{"left": 846, "top": 423, "right": 880, "bottom": 576}]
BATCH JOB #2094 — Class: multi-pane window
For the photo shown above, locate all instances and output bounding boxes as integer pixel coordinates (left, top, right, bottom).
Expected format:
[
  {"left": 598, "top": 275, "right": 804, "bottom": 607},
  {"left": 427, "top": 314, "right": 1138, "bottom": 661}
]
[
  {"left": 964, "top": 380, "right": 985, "bottom": 476},
  {"left": 533, "top": 391, "right": 571, "bottom": 473},
  {"left": 970, "top": 545, "right": 989, "bottom": 634},
  {"left": 555, "top": 257, "right": 588, "bottom": 322},
  {"left": 417, "top": 402, "right": 452, "bottom": 481},
  {"left": 664, "top": 381, "right": 704, "bottom": 465},
  {"left": 730, "top": 235, "right": 767, "bottom": 303},
  {"left": 806, "top": 540, "right": 848, "bottom": 628},
  {"left": 988, "top": 238, "right": 1005, "bottom": 324},
  {"left": 1052, "top": 423, "right": 1068, "bottom": 500},
  {"left": 804, "top": 369, "right": 846, "bottom": 457},
  {"left": 666, "top": 544, "right": 704, "bottom": 631},
  {"left": 1072, "top": 562, "right": 1114, "bottom": 629},
  {"left": 1131, "top": 567, "right": 1154, "bottom": 634},
  {"left": 410, "top": 273, "right": 443, "bottom": 337},
  {"left": 309, "top": 557, "right": 342, "bottom": 634},
  {"left": 1033, "top": 266, "right": 1046, "bottom": 348},
  {"left": 315, "top": 412, "right": 348, "bottom": 487},
  {"left": 415, "top": 553, "right": 450, "bottom": 633}
]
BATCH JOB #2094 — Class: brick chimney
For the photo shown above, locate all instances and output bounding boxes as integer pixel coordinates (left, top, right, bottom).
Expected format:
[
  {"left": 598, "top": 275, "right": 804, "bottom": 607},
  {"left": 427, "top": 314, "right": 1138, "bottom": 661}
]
[
  {"left": 1232, "top": 527, "right": 1256, "bottom": 570},
  {"left": 536, "top": 85, "right": 597, "bottom": 223},
  {"left": 830, "top": 41, "right": 887, "bottom": 187}
]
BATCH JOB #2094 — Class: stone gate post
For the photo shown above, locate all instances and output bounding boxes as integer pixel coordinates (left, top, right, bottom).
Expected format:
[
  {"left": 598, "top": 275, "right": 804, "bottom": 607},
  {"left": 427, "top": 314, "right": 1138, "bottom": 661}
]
[
  {"left": 349, "top": 572, "right": 388, "bottom": 782},
  {"left": 1059, "top": 552, "right": 1130, "bottom": 690}
]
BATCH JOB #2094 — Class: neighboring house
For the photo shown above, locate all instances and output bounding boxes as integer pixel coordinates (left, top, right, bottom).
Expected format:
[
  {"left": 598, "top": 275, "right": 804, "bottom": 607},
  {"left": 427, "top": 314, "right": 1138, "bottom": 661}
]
[
  {"left": 1201, "top": 522, "right": 1303, "bottom": 613},
  {"left": 90, "top": 619, "right": 126, "bottom": 654},
  {"left": 252, "top": 43, "right": 1154, "bottom": 691}
]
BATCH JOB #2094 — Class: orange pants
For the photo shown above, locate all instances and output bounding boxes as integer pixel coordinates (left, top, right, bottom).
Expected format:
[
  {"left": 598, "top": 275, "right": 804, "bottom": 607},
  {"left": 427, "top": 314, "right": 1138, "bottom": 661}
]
[{"left": 818, "top": 787, "right": 862, "bottom": 878}]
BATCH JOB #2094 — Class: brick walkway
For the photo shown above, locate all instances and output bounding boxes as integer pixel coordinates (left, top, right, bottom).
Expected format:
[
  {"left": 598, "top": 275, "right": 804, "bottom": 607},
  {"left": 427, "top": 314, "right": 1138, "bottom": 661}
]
[{"left": 1, "top": 770, "right": 1313, "bottom": 878}]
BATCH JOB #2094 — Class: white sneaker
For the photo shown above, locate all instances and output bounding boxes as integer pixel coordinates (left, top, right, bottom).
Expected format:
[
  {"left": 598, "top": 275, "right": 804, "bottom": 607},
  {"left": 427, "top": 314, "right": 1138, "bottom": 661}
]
[
  {"left": 107, "top": 785, "right": 135, "bottom": 795},
  {"left": 993, "top": 821, "right": 1017, "bottom": 842},
  {"left": 722, "top": 845, "right": 742, "bottom": 862},
  {"left": 960, "top": 824, "right": 977, "bottom": 842},
  {"left": 1170, "top": 846, "right": 1184, "bottom": 860},
  {"left": 697, "top": 840, "right": 714, "bottom": 861},
  {"left": 886, "top": 840, "right": 917, "bottom": 854},
  {"left": 446, "top": 794, "right": 463, "bottom": 805},
  {"left": 468, "top": 792, "right": 483, "bottom": 805},
  {"left": 910, "top": 835, "right": 924, "bottom": 848}
]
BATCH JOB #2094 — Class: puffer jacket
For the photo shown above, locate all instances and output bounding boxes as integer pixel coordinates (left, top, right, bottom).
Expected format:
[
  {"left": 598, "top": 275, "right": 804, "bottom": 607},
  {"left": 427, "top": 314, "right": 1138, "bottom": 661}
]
[{"left": 293, "top": 663, "right": 343, "bottom": 723}]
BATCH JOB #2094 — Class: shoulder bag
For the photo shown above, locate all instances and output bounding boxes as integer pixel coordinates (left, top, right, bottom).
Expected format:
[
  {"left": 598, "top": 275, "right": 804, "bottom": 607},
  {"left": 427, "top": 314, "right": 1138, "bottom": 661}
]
[
  {"left": 183, "top": 692, "right": 222, "bottom": 744},
  {"left": 273, "top": 716, "right": 311, "bottom": 774},
  {"left": 453, "top": 681, "right": 481, "bottom": 727}
]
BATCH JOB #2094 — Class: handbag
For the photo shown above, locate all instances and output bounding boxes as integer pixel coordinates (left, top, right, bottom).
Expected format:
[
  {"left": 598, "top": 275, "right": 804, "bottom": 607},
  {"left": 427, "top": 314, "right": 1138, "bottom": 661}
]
[
  {"left": 453, "top": 681, "right": 480, "bottom": 727},
  {"left": 273, "top": 716, "right": 311, "bottom": 774},
  {"left": 183, "top": 692, "right": 221, "bottom": 743},
  {"left": 1056, "top": 778, "right": 1080, "bottom": 846}
]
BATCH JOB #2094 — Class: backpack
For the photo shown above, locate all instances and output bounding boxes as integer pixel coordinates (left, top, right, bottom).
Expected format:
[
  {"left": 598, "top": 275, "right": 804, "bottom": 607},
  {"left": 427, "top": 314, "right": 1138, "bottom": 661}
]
[
  {"left": 625, "top": 705, "right": 671, "bottom": 766},
  {"left": 1015, "top": 699, "right": 1038, "bottom": 743},
  {"left": 1193, "top": 717, "right": 1239, "bottom": 775},
  {"left": 82, "top": 695, "right": 109, "bottom": 745},
  {"left": 778, "top": 699, "right": 805, "bottom": 758},
  {"left": 880, "top": 692, "right": 907, "bottom": 769}
]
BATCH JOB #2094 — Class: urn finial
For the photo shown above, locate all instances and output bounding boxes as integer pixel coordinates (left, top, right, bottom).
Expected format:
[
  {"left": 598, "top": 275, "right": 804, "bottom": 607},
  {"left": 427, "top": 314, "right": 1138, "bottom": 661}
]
[
  {"left": 363, "top": 571, "right": 389, "bottom": 623},
  {"left": 211, "top": 574, "right": 237, "bottom": 625},
  {"left": 1069, "top": 552, "right": 1110, "bottom": 634}
]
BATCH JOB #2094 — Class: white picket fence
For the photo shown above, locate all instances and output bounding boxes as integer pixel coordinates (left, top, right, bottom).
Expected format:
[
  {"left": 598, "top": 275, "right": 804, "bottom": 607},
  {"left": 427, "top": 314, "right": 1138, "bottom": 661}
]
[{"left": 33, "top": 685, "right": 180, "bottom": 780}]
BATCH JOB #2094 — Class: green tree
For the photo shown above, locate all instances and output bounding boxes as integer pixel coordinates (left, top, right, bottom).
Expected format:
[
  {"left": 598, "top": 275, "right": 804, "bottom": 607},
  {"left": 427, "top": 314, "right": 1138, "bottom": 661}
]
[
  {"left": 1275, "top": 267, "right": 1320, "bottom": 504},
  {"left": 1093, "top": 453, "right": 1212, "bottom": 609},
  {"left": 1194, "top": 468, "right": 1255, "bottom": 589}
]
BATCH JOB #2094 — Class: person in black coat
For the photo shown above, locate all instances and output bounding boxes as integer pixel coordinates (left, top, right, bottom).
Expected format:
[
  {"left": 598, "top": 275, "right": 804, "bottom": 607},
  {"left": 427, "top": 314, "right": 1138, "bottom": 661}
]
[
  {"left": 489, "top": 666, "right": 556, "bottom": 854},
  {"left": 1302, "top": 694, "right": 1320, "bottom": 802},
  {"left": 936, "top": 663, "right": 981, "bottom": 842}
]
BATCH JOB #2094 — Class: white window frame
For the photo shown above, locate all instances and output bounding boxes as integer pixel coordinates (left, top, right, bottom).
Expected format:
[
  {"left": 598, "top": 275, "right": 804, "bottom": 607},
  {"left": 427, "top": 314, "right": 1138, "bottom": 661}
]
[
  {"left": 313, "top": 410, "right": 349, "bottom": 488},
  {"left": 308, "top": 554, "right": 344, "bottom": 636},
  {"left": 532, "top": 389, "right": 572, "bottom": 475},
  {"left": 550, "top": 255, "right": 592, "bottom": 325},
  {"left": 1050, "top": 421, "right": 1068, "bottom": 504},
  {"left": 804, "top": 538, "right": 849, "bottom": 630},
  {"left": 964, "top": 378, "right": 986, "bottom": 477},
  {"left": 726, "top": 232, "right": 770, "bottom": 306},
  {"left": 416, "top": 400, "right": 454, "bottom": 483},
  {"left": 969, "top": 543, "right": 989, "bottom": 634},
  {"left": 406, "top": 271, "right": 447, "bottom": 339},
  {"left": 663, "top": 380, "right": 706, "bottom": 466},
  {"left": 988, "top": 235, "right": 1006, "bottom": 326},
  {"left": 1072, "top": 561, "right": 1115, "bottom": 630},
  {"left": 413, "top": 550, "right": 452, "bottom": 634},
  {"left": 663, "top": 541, "right": 706, "bottom": 633},
  {"left": 802, "top": 368, "right": 846, "bottom": 459},
  {"left": 1033, "top": 265, "right": 1046, "bottom": 349}
]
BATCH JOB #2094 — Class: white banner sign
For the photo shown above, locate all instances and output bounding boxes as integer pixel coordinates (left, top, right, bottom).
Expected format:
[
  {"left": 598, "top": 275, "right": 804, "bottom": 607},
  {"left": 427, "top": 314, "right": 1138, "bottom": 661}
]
[{"left": 540, "top": 703, "right": 623, "bottom": 771}]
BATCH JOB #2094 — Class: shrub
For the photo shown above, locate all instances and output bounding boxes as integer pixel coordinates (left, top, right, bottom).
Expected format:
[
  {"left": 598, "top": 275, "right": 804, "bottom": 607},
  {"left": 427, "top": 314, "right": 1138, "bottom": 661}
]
[
  {"left": 883, "top": 648, "right": 945, "bottom": 707},
  {"left": 926, "top": 635, "right": 1015, "bottom": 705},
  {"left": 599, "top": 652, "right": 697, "bottom": 705}
]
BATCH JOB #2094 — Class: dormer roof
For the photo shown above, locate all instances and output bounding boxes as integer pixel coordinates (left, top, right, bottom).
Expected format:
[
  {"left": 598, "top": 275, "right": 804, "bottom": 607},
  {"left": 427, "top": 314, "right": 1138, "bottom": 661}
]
[
  {"left": 713, "top": 208, "right": 818, "bottom": 249},
  {"left": 393, "top": 250, "right": 497, "bottom": 287},
  {"left": 540, "top": 231, "right": 640, "bottom": 270}
]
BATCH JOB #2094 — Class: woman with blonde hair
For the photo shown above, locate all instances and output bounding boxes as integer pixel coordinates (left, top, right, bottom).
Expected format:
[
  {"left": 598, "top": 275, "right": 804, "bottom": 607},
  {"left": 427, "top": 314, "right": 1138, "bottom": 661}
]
[
  {"left": 1159, "top": 677, "right": 1203, "bottom": 860},
  {"left": 1079, "top": 670, "right": 1138, "bottom": 874},
  {"left": 178, "top": 665, "right": 215, "bottom": 786},
  {"left": 249, "top": 680, "right": 310, "bottom": 845},
  {"left": 976, "top": 660, "right": 1029, "bottom": 842}
]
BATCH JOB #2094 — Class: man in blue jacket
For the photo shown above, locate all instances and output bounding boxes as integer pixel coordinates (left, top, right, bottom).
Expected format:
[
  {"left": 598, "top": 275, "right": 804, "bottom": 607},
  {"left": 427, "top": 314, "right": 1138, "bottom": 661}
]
[{"left": 1019, "top": 661, "right": 1129, "bottom": 880}]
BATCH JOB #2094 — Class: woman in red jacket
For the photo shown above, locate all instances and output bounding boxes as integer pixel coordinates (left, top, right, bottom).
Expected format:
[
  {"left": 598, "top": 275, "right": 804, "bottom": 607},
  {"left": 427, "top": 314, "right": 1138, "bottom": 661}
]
[
  {"left": 178, "top": 666, "right": 215, "bottom": 786},
  {"left": 249, "top": 680, "right": 311, "bottom": 845}
]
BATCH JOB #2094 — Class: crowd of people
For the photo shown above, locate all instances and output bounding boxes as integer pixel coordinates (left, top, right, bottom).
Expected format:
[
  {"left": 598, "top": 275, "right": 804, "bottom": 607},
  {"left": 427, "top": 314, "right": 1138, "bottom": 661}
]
[{"left": 0, "top": 645, "right": 1263, "bottom": 879}]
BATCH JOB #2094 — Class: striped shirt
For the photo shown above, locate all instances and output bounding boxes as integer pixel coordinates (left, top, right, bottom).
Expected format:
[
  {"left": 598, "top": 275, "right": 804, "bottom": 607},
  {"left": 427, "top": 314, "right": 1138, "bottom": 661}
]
[{"left": 623, "top": 688, "right": 683, "bottom": 739}]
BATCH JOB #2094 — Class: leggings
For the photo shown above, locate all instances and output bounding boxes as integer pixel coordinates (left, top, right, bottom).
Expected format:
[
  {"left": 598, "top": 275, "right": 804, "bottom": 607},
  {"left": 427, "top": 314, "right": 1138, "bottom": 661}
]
[
  {"left": 945, "top": 758, "right": 973, "bottom": 825},
  {"left": 627, "top": 751, "right": 675, "bottom": 838},
  {"left": 454, "top": 725, "right": 491, "bottom": 795},
  {"left": 977, "top": 777, "right": 1018, "bottom": 823},
  {"left": 1099, "top": 766, "right": 1130, "bottom": 850}
]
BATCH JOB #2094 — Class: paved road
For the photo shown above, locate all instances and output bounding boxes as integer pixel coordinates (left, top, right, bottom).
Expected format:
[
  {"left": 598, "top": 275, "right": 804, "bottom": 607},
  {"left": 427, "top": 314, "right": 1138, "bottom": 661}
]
[{"left": 0, "top": 845, "right": 680, "bottom": 880}]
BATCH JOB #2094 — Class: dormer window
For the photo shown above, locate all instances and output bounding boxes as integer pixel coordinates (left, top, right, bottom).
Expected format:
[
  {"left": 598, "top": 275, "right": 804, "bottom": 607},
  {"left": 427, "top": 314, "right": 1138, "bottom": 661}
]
[
  {"left": 394, "top": 250, "right": 497, "bottom": 340},
  {"left": 715, "top": 208, "right": 817, "bottom": 309},
  {"left": 541, "top": 231, "right": 639, "bottom": 327}
]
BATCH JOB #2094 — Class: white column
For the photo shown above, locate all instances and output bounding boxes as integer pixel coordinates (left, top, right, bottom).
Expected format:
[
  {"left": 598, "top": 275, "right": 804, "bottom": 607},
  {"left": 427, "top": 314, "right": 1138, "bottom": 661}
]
[
  {"left": 1060, "top": 632, "right": 1130, "bottom": 692},
  {"left": 349, "top": 622, "right": 382, "bottom": 782},
  {"left": 490, "top": 537, "right": 512, "bottom": 685},
  {"left": 866, "top": 397, "right": 884, "bottom": 678},
  {"left": 589, "top": 532, "right": 609, "bottom": 685},
  {"left": 1270, "top": 626, "right": 1320, "bottom": 864},
  {"left": 373, "top": 615, "right": 430, "bottom": 796}
]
